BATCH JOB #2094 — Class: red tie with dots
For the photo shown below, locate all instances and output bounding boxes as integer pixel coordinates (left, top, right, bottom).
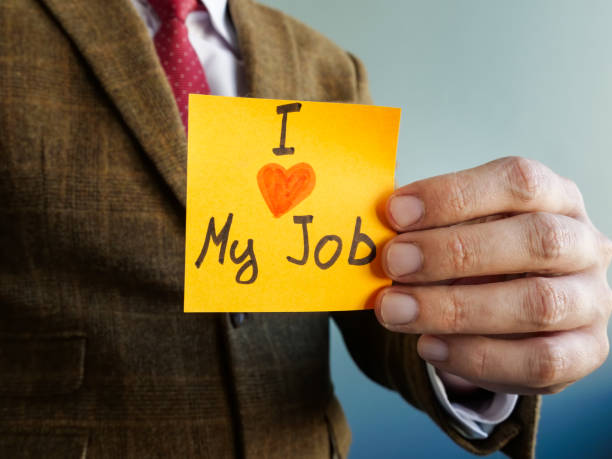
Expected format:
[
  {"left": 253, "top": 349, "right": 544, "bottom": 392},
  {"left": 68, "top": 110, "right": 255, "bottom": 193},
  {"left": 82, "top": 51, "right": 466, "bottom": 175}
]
[{"left": 149, "top": 0, "right": 211, "bottom": 130}]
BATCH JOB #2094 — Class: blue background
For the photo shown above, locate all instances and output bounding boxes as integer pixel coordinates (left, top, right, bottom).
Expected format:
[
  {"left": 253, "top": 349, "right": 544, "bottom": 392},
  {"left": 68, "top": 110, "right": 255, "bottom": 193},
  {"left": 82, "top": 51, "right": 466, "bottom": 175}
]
[{"left": 258, "top": 1, "right": 612, "bottom": 457}]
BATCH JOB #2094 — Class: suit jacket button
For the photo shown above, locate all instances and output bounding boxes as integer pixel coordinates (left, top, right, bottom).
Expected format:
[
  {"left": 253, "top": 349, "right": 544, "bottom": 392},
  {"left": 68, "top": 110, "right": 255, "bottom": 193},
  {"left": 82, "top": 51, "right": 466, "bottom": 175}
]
[{"left": 230, "top": 313, "right": 246, "bottom": 328}]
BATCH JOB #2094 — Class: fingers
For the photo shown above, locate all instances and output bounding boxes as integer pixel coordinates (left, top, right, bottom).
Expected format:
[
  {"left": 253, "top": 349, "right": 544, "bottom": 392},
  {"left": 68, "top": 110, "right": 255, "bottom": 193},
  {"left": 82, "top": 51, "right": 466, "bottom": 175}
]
[
  {"left": 382, "top": 212, "right": 600, "bottom": 283},
  {"left": 387, "top": 157, "right": 586, "bottom": 232},
  {"left": 383, "top": 157, "right": 612, "bottom": 395},
  {"left": 375, "top": 273, "right": 606, "bottom": 335},
  {"left": 415, "top": 326, "right": 609, "bottom": 394}
]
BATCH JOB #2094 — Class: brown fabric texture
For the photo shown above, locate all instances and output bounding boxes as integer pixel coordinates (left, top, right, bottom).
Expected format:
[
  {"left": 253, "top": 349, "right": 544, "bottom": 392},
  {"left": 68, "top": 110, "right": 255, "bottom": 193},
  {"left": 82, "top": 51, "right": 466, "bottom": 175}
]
[{"left": 0, "top": 0, "right": 539, "bottom": 457}]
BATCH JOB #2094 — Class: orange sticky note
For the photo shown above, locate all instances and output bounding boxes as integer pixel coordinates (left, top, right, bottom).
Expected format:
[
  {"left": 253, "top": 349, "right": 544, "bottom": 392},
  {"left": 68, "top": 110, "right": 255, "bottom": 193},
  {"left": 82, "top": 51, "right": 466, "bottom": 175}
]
[{"left": 185, "top": 95, "right": 400, "bottom": 312}]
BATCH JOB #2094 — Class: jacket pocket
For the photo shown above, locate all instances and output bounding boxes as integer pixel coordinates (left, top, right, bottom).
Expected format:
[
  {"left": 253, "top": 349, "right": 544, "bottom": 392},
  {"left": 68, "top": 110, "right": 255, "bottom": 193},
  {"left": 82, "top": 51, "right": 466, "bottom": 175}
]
[
  {"left": 0, "top": 432, "right": 88, "bottom": 459},
  {"left": 0, "top": 332, "right": 86, "bottom": 397}
]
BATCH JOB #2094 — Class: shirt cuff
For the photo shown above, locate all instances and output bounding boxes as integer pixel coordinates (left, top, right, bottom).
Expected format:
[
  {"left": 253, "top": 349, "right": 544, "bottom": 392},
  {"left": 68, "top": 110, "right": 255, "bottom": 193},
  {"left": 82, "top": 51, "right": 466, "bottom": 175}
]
[{"left": 426, "top": 363, "right": 518, "bottom": 440}]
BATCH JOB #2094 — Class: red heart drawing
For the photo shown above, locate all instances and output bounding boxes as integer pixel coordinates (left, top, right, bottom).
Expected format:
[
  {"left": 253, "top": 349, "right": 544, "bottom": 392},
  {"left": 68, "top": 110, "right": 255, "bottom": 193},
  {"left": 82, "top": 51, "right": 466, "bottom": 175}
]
[{"left": 257, "top": 163, "right": 316, "bottom": 218}]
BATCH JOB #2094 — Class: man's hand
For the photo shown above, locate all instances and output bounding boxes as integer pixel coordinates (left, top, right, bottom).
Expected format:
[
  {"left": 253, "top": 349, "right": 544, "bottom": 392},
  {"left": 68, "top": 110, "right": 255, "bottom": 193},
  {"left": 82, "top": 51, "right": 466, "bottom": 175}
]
[{"left": 375, "top": 157, "right": 612, "bottom": 395}]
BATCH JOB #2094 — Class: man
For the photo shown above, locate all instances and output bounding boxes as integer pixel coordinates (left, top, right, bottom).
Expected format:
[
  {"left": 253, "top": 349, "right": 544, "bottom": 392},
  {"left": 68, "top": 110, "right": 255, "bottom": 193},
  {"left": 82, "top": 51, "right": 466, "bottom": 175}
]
[{"left": 0, "top": 0, "right": 610, "bottom": 458}]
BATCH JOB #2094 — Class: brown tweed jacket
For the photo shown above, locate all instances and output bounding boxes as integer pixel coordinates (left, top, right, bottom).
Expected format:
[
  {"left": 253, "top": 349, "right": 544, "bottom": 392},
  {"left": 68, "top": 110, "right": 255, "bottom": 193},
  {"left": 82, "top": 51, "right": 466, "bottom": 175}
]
[{"left": 0, "top": 0, "right": 540, "bottom": 457}]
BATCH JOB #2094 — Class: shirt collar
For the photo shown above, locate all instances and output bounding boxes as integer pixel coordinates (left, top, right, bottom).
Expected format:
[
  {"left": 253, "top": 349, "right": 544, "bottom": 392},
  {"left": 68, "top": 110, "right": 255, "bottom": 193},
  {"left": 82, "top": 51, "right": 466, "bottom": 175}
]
[{"left": 200, "top": 0, "right": 238, "bottom": 51}]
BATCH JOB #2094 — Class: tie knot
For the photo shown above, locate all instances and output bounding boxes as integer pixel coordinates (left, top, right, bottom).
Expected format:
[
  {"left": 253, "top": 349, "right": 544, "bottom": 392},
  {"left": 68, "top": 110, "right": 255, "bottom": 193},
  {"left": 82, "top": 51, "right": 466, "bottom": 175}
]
[{"left": 149, "top": 0, "right": 199, "bottom": 22}]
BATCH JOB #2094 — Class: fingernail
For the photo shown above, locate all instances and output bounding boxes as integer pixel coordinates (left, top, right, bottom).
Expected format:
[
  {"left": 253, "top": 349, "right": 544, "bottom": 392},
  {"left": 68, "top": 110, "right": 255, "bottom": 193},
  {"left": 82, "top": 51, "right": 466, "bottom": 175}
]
[
  {"left": 380, "top": 293, "right": 419, "bottom": 326},
  {"left": 418, "top": 336, "right": 449, "bottom": 362},
  {"left": 389, "top": 195, "right": 424, "bottom": 228},
  {"left": 386, "top": 243, "right": 423, "bottom": 277}
]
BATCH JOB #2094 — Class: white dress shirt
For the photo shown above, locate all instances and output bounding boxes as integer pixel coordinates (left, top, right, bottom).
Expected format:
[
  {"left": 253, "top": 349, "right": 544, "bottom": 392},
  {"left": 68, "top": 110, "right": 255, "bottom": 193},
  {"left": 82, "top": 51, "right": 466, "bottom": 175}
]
[{"left": 129, "top": 0, "right": 517, "bottom": 440}]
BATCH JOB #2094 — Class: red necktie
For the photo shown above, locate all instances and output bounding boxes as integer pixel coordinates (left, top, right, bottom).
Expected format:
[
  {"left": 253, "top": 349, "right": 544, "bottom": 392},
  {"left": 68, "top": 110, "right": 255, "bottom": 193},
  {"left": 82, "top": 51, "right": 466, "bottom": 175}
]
[{"left": 149, "top": 0, "right": 211, "bottom": 130}]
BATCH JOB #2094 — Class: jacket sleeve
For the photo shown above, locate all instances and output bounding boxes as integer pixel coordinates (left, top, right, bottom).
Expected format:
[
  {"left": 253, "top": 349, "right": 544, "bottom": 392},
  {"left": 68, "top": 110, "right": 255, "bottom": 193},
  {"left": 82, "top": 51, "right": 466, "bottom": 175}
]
[{"left": 332, "top": 53, "right": 541, "bottom": 459}]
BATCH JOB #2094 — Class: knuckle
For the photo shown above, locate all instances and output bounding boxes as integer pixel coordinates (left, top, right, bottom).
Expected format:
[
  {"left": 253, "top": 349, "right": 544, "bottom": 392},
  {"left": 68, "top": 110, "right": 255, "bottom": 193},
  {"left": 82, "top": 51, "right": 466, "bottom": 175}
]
[
  {"left": 442, "top": 290, "right": 468, "bottom": 333},
  {"left": 446, "top": 231, "right": 478, "bottom": 273},
  {"left": 469, "top": 342, "right": 490, "bottom": 381},
  {"left": 446, "top": 172, "right": 471, "bottom": 215},
  {"left": 600, "top": 287, "right": 612, "bottom": 322},
  {"left": 528, "top": 341, "right": 567, "bottom": 387},
  {"left": 567, "top": 179, "right": 586, "bottom": 213},
  {"left": 523, "top": 278, "right": 568, "bottom": 329},
  {"left": 505, "top": 156, "right": 547, "bottom": 203},
  {"left": 597, "top": 334, "right": 610, "bottom": 368},
  {"left": 528, "top": 213, "right": 573, "bottom": 262}
]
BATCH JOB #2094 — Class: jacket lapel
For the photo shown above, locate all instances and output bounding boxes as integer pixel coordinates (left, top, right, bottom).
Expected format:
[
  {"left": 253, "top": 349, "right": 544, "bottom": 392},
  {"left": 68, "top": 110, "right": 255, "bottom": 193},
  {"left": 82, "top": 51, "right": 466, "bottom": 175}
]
[
  {"left": 37, "top": 0, "right": 188, "bottom": 206},
  {"left": 37, "top": 0, "right": 300, "bottom": 207},
  {"left": 229, "top": 0, "right": 299, "bottom": 100}
]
